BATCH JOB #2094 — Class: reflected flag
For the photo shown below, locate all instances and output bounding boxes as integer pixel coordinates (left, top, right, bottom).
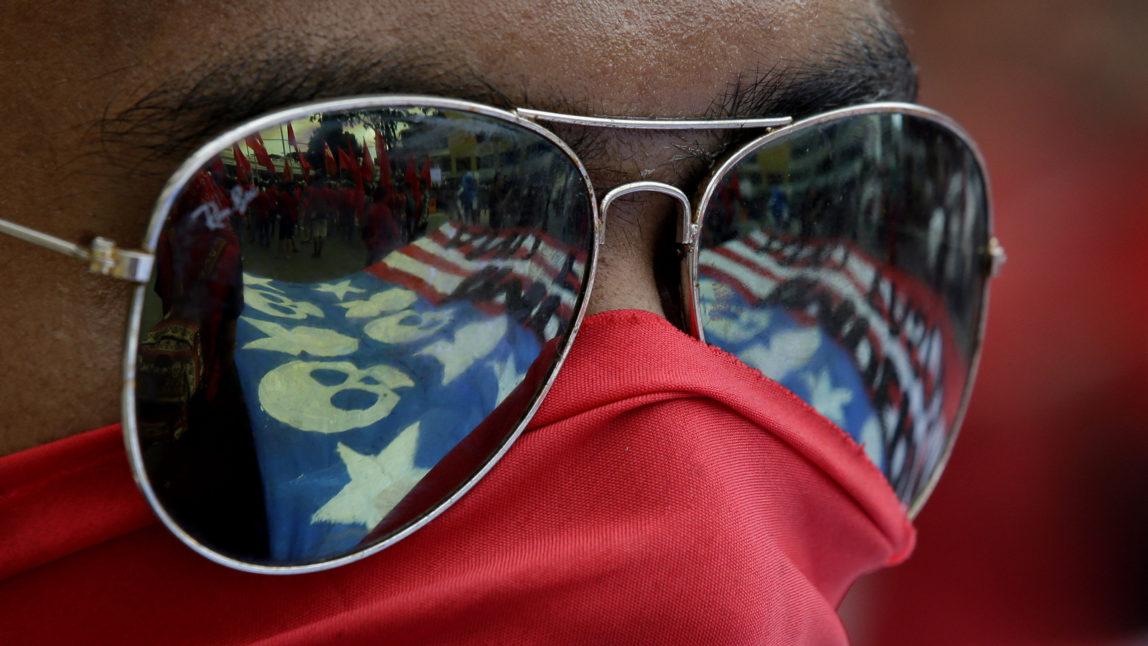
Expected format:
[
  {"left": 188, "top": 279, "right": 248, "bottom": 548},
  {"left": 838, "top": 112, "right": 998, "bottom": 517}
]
[
  {"left": 697, "top": 229, "right": 964, "bottom": 497},
  {"left": 210, "top": 155, "right": 225, "bottom": 180},
  {"left": 338, "top": 147, "right": 355, "bottom": 175},
  {"left": 246, "top": 133, "right": 277, "bottom": 175},
  {"left": 232, "top": 222, "right": 583, "bottom": 562},
  {"left": 295, "top": 148, "right": 311, "bottom": 182},
  {"left": 361, "top": 139, "right": 375, "bottom": 184},
  {"left": 233, "top": 144, "right": 252, "bottom": 185},
  {"left": 323, "top": 141, "right": 337, "bottom": 177}
]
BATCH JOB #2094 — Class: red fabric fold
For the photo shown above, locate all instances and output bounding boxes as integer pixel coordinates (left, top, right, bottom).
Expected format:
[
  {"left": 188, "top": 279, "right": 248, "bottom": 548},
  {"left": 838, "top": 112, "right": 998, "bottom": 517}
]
[
  {"left": 0, "top": 309, "right": 912, "bottom": 645},
  {"left": 0, "top": 424, "right": 152, "bottom": 581}
]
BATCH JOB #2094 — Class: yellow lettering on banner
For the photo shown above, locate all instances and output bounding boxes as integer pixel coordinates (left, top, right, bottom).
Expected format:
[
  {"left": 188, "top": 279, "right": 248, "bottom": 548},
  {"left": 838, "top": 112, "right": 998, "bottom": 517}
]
[
  {"left": 363, "top": 308, "right": 454, "bottom": 345},
  {"left": 241, "top": 317, "right": 359, "bottom": 357},
  {"left": 339, "top": 289, "right": 417, "bottom": 318},
  {"left": 417, "top": 316, "right": 508, "bottom": 384},
  {"left": 259, "top": 361, "right": 414, "bottom": 434},
  {"left": 244, "top": 286, "right": 324, "bottom": 320}
]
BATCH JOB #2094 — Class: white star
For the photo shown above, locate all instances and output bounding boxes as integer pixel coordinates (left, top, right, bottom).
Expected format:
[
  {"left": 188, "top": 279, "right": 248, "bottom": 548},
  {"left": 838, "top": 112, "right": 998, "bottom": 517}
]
[
  {"left": 363, "top": 308, "right": 454, "bottom": 344},
  {"left": 738, "top": 326, "right": 821, "bottom": 382},
  {"left": 804, "top": 368, "right": 853, "bottom": 426},
  {"left": 490, "top": 352, "right": 522, "bottom": 405},
  {"left": 313, "top": 279, "right": 365, "bottom": 301},
  {"left": 339, "top": 289, "right": 418, "bottom": 318},
  {"left": 418, "top": 315, "right": 508, "bottom": 384},
  {"left": 241, "top": 317, "right": 359, "bottom": 357},
  {"left": 242, "top": 273, "right": 283, "bottom": 291},
  {"left": 310, "top": 422, "right": 430, "bottom": 529}
]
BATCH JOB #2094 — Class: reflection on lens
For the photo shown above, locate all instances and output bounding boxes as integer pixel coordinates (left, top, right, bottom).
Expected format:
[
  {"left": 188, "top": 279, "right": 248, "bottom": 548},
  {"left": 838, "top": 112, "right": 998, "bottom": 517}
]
[
  {"left": 133, "top": 103, "right": 593, "bottom": 567},
  {"left": 695, "top": 109, "right": 989, "bottom": 507}
]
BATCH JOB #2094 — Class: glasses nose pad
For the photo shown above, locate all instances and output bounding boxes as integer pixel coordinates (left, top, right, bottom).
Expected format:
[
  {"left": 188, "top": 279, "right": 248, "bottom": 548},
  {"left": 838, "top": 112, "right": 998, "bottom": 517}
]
[
  {"left": 598, "top": 181, "right": 694, "bottom": 245},
  {"left": 598, "top": 182, "right": 698, "bottom": 334}
]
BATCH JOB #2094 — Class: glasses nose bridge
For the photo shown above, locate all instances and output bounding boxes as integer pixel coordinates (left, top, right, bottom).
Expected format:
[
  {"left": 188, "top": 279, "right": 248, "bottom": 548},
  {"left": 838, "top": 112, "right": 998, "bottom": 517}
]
[{"left": 598, "top": 181, "right": 696, "bottom": 246}]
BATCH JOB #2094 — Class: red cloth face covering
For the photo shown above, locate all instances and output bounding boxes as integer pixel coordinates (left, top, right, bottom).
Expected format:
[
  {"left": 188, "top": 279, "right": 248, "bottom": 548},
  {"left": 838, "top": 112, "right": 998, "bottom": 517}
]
[{"left": 0, "top": 309, "right": 914, "bottom": 645}]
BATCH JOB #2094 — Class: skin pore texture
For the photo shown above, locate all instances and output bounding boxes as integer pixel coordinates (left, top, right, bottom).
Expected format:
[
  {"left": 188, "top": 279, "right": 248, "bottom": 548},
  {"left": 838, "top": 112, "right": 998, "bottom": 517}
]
[{"left": 0, "top": 0, "right": 914, "bottom": 456}]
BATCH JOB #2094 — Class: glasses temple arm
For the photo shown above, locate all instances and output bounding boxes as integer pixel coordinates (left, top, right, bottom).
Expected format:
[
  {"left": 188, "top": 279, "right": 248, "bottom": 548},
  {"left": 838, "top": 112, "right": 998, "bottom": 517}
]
[{"left": 0, "top": 217, "right": 154, "bottom": 284}]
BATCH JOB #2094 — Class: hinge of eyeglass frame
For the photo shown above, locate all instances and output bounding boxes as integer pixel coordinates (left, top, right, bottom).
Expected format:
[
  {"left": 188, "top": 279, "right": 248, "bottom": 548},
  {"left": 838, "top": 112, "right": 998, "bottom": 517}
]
[
  {"left": 986, "top": 236, "right": 1006, "bottom": 277},
  {"left": 87, "top": 237, "right": 154, "bottom": 283},
  {"left": 0, "top": 217, "right": 153, "bottom": 284}
]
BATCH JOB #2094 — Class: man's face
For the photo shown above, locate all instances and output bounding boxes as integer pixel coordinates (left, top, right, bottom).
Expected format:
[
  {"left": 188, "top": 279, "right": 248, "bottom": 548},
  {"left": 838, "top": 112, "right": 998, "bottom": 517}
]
[{"left": 0, "top": 0, "right": 914, "bottom": 454}]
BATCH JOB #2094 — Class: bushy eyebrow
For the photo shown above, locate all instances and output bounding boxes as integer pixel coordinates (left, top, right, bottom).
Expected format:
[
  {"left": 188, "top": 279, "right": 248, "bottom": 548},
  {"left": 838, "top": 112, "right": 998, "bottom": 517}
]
[
  {"left": 99, "top": 14, "right": 916, "bottom": 167},
  {"left": 98, "top": 53, "right": 506, "bottom": 166},
  {"left": 712, "top": 15, "right": 918, "bottom": 120}
]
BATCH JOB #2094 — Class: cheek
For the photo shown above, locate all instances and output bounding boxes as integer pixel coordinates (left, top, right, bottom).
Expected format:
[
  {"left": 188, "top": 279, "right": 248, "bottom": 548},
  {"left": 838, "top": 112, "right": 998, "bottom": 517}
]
[{"left": 0, "top": 247, "right": 132, "bottom": 450}]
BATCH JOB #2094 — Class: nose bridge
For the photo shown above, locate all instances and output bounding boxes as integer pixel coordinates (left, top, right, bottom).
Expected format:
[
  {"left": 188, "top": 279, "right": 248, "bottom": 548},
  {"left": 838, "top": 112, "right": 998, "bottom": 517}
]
[
  {"left": 515, "top": 109, "right": 792, "bottom": 251},
  {"left": 599, "top": 181, "right": 695, "bottom": 246}
]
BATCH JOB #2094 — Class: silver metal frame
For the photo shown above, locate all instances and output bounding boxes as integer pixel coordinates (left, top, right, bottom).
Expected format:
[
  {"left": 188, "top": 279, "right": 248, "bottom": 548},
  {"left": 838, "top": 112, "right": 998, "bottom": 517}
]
[
  {"left": 124, "top": 96, "right": 603, "bottom": 574},
  {"left": 0, "top": 219, "right": 154, "bottom": 282},
  {"left": 599, "top": 182, "right": 692, "bottom": 244},
  {"left": 516, "top": 108, "right": 791, "bottom": 131},
  {"left": 0, "top": 95, "right": 1001, "bottom": 572},
  {"left": 686, "top": 102, "right": 999, "bottom": 518}
]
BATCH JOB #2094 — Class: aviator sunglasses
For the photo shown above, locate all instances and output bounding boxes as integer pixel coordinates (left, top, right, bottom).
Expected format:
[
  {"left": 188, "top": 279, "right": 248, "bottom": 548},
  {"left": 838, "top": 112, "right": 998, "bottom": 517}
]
[{"left": 0, "top": 96, "right": 1003, "bottom": 573}]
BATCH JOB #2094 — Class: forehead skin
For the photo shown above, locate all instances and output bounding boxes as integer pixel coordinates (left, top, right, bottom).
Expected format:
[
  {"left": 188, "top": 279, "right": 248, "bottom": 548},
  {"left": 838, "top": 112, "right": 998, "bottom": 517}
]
[{"left": 0, "top": 0, "right": 912, "bottom": 454}]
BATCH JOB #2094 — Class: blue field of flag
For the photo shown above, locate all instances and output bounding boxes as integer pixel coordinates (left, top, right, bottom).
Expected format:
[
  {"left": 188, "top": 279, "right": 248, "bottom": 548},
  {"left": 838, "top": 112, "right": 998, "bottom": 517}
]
[
  {"left": 233, "top": 268, "right": 540, "bottom": 562},
  {"left": 698, "top": 276, "right": 885, "bottom": 473}
]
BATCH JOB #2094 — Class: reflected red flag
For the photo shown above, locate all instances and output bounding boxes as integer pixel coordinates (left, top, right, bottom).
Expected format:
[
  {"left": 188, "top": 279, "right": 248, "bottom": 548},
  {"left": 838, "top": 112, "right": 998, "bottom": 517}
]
[
  {"left": 339, "top": 147, "right": 363, "bottom": 191},
  {"left": 209, "top": 155, "right": 225, "bottom": 180},
  {"left": 232, "top": 144, "right": 252, "bottom": 185},
  {"left": 323, "top": 141, "right": 337, "bottom": 176},
  {"left": 282, "top": 156, "right": 293, "bottom": 181},
  {"left": 361, "top": 139, "right": 375, "bottom": 183},
  {"left": 246, "top": 134, "right": 276, "bottom": 175},
  {"left": 296, "top": 150, "right": 311, "bottom": 182},
  {"left": 338, "top": 147, "right": 356, "bottom": 174},
  {"left": 287, "top": 123, "right": 298, "bottom": 148}
]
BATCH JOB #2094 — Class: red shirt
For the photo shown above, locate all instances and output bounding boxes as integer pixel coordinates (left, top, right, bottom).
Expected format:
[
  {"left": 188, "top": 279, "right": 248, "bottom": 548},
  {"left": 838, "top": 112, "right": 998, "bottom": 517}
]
[
  {"left": 248, "top": 187, "right": 278, "bottom": 222},
  {"left": 278, "top": 186, "right": 299, "bottom": 221},
  {"left": 364, "top": 202, "right": 399, "bottom": 250},
  {"left": 0, "top": 310, "right": 912, "bottom": 645}
]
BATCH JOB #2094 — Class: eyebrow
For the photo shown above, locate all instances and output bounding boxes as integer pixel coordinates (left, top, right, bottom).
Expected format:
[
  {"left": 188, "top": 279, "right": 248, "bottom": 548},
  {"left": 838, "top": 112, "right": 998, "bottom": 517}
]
[
  {"left": 100, "top": 14, "right": 916, "bottom": 168},
  {"left": 710, "top": 15, "right": 918, "bottom": 121}
]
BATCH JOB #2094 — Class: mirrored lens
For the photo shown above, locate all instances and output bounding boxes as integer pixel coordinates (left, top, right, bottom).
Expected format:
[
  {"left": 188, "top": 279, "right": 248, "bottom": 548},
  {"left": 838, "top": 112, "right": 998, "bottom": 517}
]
[
  {"left": 695, "top": 109, "right": 990, "bottom": 506},
  {"left": 131, "top": 103, "right": 594, "bottom": 567}
]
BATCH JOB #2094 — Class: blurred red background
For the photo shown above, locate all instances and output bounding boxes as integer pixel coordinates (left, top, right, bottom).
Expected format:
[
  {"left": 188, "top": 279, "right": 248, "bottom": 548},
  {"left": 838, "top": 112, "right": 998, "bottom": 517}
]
[{"left": 843, "top": 1, "right": 1148, "bottom": 644}]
